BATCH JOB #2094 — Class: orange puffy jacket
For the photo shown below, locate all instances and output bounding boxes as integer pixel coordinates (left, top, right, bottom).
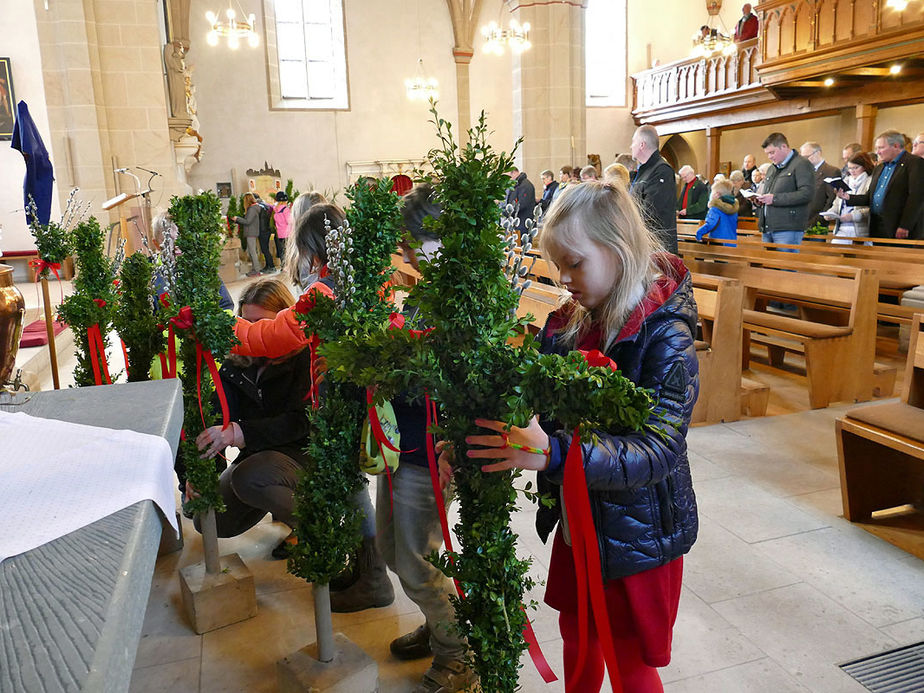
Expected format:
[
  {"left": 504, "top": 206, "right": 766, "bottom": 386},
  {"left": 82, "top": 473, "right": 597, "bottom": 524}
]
[{"left": 231, "top": 280, "right": 334, "bottom": 358}]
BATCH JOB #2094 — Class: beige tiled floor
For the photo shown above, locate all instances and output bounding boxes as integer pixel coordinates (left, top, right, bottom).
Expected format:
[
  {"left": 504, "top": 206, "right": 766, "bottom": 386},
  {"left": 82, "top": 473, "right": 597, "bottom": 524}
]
[{"left": 127, "top": 403, "right": 924, "bottom": 693}]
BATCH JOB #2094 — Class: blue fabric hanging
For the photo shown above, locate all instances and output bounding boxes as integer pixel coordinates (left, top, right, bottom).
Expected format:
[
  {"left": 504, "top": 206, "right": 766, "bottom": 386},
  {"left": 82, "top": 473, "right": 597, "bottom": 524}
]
[{"left": 11, "top": 100, "right": 55, "bottom": 228}]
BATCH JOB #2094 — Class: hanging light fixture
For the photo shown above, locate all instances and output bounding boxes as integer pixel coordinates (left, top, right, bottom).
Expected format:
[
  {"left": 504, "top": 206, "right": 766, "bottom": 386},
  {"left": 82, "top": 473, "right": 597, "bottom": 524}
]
[
  {"left": 405, "top": 59, "right": 439, "bottom": 101},
  {"left": 481, "top": 10, "right": 531, "bottom": 56},
  {"left": 205, "top": 1, "right": 259, "bottom": 49},
  {"left": 886, "top": 0, "right": 912, "bottom": 10},
  {"left": 690, "top": 1, "right": 735, "bottom": 58}
]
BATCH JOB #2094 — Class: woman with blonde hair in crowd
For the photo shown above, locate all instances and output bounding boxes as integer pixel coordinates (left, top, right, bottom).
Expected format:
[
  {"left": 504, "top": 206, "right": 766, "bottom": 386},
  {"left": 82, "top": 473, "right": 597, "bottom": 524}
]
[{"left": 603, "top": 162, "right": 631, "bottom": 188}]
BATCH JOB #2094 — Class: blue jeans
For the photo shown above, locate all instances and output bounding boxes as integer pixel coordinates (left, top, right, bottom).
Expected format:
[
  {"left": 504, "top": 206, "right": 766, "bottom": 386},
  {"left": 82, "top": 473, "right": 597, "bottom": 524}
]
[
  {"left": 376, "top": 464, "right": 465, "bottom": 658},
  {"left": 762, "top": 230, "right": 803, "bottom": 252}
]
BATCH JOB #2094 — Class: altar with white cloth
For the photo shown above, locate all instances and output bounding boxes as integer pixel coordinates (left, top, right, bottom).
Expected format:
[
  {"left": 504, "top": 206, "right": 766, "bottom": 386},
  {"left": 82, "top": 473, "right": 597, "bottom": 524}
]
[{"left": 0, "top": 379, "right": 183, "bottom": 693}]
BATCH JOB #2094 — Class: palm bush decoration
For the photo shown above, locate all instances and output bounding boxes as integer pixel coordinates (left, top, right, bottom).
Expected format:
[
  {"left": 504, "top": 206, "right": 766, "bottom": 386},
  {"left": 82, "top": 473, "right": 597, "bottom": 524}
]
[
  {"left": 321, "top": 107, "right": 655, "bottom": 692},
  {"left": 285, "top": 177, "right": 404, "bottom": 662},
  {"left": 57, "top": 217, "right": 118, "bottom": 387},
  {"left": 166, "top": 191, "right": 237, "bottom": 570},
  {"left": 114, "top": 252, "right": 163, "bottom": 382}
]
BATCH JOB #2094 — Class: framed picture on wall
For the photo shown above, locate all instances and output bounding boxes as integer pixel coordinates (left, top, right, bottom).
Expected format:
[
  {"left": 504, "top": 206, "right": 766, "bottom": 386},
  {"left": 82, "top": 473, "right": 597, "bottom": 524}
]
[
  {"left": 216, "top": 182, "right": 232, "bottom": 198},
  {"left": 719, "top": 161, "right": 732, "bottom": 177},
  {"left": 0, "top": 58, "right": 15, "bottom": 141}
]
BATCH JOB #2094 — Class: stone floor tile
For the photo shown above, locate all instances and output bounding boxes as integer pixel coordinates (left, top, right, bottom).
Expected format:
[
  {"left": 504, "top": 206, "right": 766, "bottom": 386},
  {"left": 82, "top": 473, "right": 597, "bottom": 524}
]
[
  {"left": 129, "top": 657, "right": 200, "bottom": 693},
  {"left": 879, "top": 617, "right": 924, "bottom": 645},
  {"left": 660, "top": 588, "right": 765, "bottom": 683},
  {"left": 754, "top": 526, "right": 924, "bottom": 628},
  {"left": 663, "top": 657, "right": 811, "bottom": 693},
  {"left": 687, "top": 449, "right": 732, "bottom": 482},
  {"left": 685, "top": 424, "right": 750, "bottom": 461},
  {"left": 682, "top": 518, "right": 800, "bottom": 604},
  {"left": 694, "top": 476, "right": 830, "bottom": 543},
  {"left": 712, "top": 582, "right": 896, "bottom": 692},
  {"left": 715, "top": 449, "right": 840, "bottom": 498}
]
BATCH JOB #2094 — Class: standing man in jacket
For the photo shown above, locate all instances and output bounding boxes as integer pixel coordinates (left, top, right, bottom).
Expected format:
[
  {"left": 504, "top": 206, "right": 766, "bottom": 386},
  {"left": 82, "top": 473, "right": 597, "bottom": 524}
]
[
  {"left": 734, "top": 3, "right": 759, "bottom": 41},
  {"left": 677, "top": 165, "right": 709, "bottom": 221},
  {"left": 839, "top": 130, "right": 924, "bottom": 239},
  {"left": 539, "top": 170, "right": 559, "bottom": 213},
  {"left": 630, "top": 124, "right": 678, "bottom": 253},
  {"left": 800, "top": 141, "right": 841, "bottom": 231},
  {"left": 754, "top": 132, "right": 815, "bottom": 250},
  {"left": 504, "top": 166, "right": 536, "bottom": 230},
  {"left": 253, "top": 193, "right": 276, "bottom": 272}
]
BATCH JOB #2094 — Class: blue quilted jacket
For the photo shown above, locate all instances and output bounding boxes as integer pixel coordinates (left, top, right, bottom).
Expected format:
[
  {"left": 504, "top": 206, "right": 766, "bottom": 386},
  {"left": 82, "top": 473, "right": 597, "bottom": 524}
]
[{"left": 536, "top": 257, "right": 700, "bottom": 581}]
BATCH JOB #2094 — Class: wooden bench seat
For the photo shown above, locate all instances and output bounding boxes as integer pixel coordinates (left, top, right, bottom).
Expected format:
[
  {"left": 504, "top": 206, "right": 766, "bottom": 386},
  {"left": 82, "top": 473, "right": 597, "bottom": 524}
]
[
  {"left": 683, "top": 257, "right": 879, "bottom": 408},
  {"left": 835, "top": 313, "right": 924, "bottom": 560}
]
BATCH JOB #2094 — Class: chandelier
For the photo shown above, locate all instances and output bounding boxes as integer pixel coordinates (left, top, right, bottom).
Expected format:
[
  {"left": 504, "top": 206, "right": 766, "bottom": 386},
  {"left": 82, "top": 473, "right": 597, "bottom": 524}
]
[
  {"left": 205, "top": 2, "right": 259, "bottom": 49},
  {"left": 481, "top": 18, "right": 531, "bottom": 56},
  {"left": 405, "top": 59, "right": 439, "bottom": 101},
  {"left": 886, "top": 0, "right": 916, "bottom": 9},
  {"left": 691, "top": 29, "right": 736, "bottom": 58}
]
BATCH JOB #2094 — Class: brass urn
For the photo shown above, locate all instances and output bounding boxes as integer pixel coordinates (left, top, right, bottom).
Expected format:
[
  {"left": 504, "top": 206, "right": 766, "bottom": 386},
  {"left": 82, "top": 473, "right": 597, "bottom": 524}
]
[{"left": 0, "top": 264, "right": 26, "bottom": 387}]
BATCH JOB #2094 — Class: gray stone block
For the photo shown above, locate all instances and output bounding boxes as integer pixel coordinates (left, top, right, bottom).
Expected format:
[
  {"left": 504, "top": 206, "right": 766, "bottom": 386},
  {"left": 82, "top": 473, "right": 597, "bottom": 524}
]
[
  {"left": 158, "top": 510, "right": 184, "bottom": 556},
  {"left": 277, "top": 633, "right": 379, "bottom": 693},
  {"left": 178, "top": 553, "right": 257, "bottom": 634}
]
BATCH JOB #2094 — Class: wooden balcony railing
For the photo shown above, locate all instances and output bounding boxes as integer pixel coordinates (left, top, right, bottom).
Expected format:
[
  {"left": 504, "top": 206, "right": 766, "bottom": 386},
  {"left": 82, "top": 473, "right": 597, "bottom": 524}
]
[
  {"left": 758, "top": 0, "right": 924, "bottom": 86},
  {"left": 632, "top": 39, "right": 769, "bottom": 124}
]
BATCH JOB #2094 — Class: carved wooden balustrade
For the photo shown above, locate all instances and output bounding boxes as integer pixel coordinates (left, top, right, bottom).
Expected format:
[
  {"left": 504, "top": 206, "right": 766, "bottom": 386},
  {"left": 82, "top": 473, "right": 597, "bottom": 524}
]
[
  {"left": 759, "top": 0, "right": 924, "bottom": 86},
  {"left": 632, "top": 39, "right": 768, "bottom": 124}
]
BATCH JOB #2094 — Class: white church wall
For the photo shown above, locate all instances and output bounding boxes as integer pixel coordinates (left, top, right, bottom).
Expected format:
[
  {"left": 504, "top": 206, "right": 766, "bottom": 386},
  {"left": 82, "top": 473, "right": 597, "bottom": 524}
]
[
  {"left": 0, "top": 0, "right": 60, "bottom": 254},
  {"left": 187, "top": 0, "right": 514, "bottom": 200}
]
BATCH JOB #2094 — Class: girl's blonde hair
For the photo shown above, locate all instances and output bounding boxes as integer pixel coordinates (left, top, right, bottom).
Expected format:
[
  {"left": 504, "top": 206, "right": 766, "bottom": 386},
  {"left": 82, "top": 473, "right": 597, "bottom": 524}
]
[
  {"left": 540, "top": 181, "right": 664, "bottom": 349},
  {"left": 242, "top": 192, "right": 256, "bottom": 210}
]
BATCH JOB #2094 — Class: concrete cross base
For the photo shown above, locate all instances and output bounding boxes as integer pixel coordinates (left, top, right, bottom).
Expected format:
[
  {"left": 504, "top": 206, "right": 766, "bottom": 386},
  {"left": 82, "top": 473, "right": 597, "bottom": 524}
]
[
  {"left": 178, "top": 553, "right": 257, "bottom": 634},
  {"left": 158, "top": 510, "right": 184, "bottom": 556},
  {"left": 276, "top": 633, "right": 379, "bottom": 693}
]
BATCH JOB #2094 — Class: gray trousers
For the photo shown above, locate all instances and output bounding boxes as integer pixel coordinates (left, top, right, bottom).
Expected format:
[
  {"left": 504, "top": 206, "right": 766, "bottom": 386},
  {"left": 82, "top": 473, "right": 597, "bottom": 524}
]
[
  {"left": 199, "top": 450, "right": 376, "bottom": 539},
  {"left": 376, "top": 464, "right": 465, "bottom": 658},
  {"left": 245, "top": 236, "right": 261, "bottom": 271}
]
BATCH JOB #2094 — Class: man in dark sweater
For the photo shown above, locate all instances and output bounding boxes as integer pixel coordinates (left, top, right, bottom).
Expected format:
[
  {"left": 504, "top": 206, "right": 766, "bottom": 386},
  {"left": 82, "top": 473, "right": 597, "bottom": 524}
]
[
  {"left": 753, "top": 132, "right": 815, "bottom": 250},
  {"left": 799, "top": 141, "right": 841, "bottom": 230},
  {"left": 630, "top": 124, "right": 678, "bottom": 253}
]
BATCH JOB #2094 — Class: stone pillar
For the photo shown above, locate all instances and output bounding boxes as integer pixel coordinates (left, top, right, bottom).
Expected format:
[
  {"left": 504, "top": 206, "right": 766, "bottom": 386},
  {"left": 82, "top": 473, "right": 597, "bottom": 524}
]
[
  {"left": 509, "top": 1, "right": 586, "bottom": 180},
  {"left": 453, "top": 47, "right": 473, "bottom": 143},
  {"left": 706, "top": 126, "right": 721, "bottom": 180},
  {"left": 856, "top": 103, "right": 878, "bottom": 151}
]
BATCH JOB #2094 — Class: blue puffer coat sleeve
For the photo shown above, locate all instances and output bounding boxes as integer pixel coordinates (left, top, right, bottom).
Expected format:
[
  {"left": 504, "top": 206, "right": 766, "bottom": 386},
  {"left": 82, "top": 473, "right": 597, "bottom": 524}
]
[{"left": 536, "top": 264, "right": 700, "bottom": 580}]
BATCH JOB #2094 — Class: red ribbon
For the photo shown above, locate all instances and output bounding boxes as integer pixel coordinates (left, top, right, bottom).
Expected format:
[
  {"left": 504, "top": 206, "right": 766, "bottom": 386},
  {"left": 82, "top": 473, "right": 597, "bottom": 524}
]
[
  {"left": 120, "top": 338, "right": 130, "bottom": 379},
  {"left": 195, "top": 341, "right": 230, "bottom": 431},
  {"left": 421, "top": 395, "right": 557, "bottom": 684},
  {"left": 306, "top": 335, "right": 321, "bottom": 408},
  {"left": 560, "top": 352, "right": 623, "bottom": 693},
  {"left": 86, "top": 324, "right": 112, "bottom": 386},
  {"left": 29, "top": 258, "right": 64, "bottom": 303}
]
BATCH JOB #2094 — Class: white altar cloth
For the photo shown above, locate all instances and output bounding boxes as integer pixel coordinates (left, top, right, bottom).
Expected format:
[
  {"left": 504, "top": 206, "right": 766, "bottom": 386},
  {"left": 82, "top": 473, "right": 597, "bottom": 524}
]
[{"left": 0, "top": 410, "right": 178, "bottom": 563}]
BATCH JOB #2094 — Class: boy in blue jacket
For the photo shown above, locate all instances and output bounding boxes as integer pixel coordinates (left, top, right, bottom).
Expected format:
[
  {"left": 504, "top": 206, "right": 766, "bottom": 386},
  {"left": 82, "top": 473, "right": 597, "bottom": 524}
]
[{"left": 695, "top": 179, "right": 738, "bottom": 244}]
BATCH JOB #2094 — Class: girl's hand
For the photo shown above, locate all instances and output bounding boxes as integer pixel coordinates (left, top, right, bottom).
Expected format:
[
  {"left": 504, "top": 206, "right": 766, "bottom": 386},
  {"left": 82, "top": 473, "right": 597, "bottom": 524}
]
[
  {"left": 467, "top": 417, "right": 551, "bottom": 473},
  {"left": 184, "top": 481, "right": 201, "bottom": 503}
]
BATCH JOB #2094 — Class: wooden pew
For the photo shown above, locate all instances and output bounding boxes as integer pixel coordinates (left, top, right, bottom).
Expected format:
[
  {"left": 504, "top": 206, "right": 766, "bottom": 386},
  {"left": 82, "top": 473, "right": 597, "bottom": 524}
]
[
  {"left": 692, "top": 273, "right": 748, "bottom": 422},
  {"left": 683, "top": 257, "right": 879, "bottom": 409},
  {"left": 391, "top": 252, "right": 420, "bottom": 287},
  {"left": 835, "top": 313, "right": 924, "bottom": 560},
  {"left": 680, "top": 239, "right": 924, "bottom": 329}
]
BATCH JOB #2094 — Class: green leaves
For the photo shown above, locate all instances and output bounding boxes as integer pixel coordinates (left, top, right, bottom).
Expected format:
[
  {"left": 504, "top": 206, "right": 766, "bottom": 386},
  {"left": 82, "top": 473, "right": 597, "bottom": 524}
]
[
  {"left": 113, "top": 253, "right": 163, "bottom": 382},
  {"left": 168, "top": 191, "right": 238, "bottom": 514},
  {"left": 57, "top": 217, "right": 117, "bottom": 387}
]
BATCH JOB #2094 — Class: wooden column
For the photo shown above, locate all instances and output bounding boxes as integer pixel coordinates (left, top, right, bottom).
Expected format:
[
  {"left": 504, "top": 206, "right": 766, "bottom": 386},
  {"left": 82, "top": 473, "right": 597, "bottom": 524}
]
[
  {"left": 856, "top": 104, "right": 878, "bottom": 151},
  {"left": 706, "top": 126, "right": 721, "bottom": 180}
]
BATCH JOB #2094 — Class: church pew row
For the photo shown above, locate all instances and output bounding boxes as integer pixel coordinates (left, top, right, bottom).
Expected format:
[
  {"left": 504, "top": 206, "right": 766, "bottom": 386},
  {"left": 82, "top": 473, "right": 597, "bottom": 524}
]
[
  {"left": 682, "top": 257, "right": 883, "bottom": 409},
  {"left": 678, "top": 239, "right": 924, "bottom": 329},
  {"left": 836, "top": 313, "right": 924, "bottom": 561}
]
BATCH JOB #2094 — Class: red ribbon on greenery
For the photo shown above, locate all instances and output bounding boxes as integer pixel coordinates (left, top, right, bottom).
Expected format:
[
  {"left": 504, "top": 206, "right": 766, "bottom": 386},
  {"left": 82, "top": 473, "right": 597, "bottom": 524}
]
[
  {"left": 120, "top": 338, "right": 130, "bottom": 379},
  {"left": 29, "top": 258, "right": 64, "bottom": 303},
  {"left": 307, "top": 335, "right": 321, "bottom": 408},
  {"left": 86, "top": 324, "right": 112, "bottom": 386},
  {"left": 421, "top": 394, "right": 558, "bottom": 684},
  {"left": 560, "top": 351, "right": 622, "bottom": 693}
]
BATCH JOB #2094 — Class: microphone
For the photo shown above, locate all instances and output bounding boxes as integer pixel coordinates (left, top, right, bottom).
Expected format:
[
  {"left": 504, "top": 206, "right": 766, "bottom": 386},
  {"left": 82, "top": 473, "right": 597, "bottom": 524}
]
[{"left": 114, "top": 167, "right": 129, "bottom": 173}]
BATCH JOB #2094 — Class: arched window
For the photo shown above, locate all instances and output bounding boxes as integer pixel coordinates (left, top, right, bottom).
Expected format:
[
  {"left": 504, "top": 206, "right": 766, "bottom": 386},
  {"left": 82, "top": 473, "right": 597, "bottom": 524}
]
[
  {"left": 585, "top": 0, "right": 627, "bottom": 107},
  {"left": 266, "top": 0, "right": 349, "bottom": 110}
]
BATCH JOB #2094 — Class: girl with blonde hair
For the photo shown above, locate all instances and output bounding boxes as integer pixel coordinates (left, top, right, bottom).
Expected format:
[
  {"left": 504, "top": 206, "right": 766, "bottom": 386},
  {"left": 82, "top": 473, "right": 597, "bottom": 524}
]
[{"left": 465, "top": 181, "right": 700, "bottom": 692}]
